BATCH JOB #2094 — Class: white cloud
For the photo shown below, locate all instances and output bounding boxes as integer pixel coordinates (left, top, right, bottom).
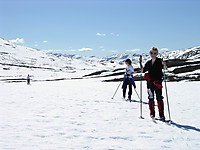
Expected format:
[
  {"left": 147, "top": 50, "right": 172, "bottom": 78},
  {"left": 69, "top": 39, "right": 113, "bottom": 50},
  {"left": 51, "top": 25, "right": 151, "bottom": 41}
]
[
  {"left": 110, "top": 33, "right": 119, "bottom": 37},
  {"left": 99, "top": 46, "right": 104, "bottom": 49},
  {"left": 43, "top": 49, "right": 58, "bottom": 53},
  {"left": 43, "top": 48, "right": 93, "bottom": 53},
  {"left": 43, "top": 40, "right": 48, "bottom": 43},
  {"left": 96, "top": 32, "right": 119, "bottom": 37},
  {"left": 64, "top": 49, "right": 76, "bottom": 52},
  {"left": 96, "top": 33, "right": 106, "bottom": 37},
  {"left": 101, "top": 49, "right": 105, "bottom": 51},
  {"left": 44, "top": 49, "right": 76, "bottom": 52},
  {"left": 78, "top": 48, "right": 93, "bottom": 52},
  {"left": 43, "top": 50, "right": 61, "bottom": 52},
  {"left": 34, "top": 44, "right": 38, "bottom": 47},
  {"left": 126, "top": 49, "right": 140, "bottom": 52},
  {"left": 9, "top": 38, "right": 24, "bottom": 44},
  {"left": 110, "top": 50, "right": 118, "bottom": 53},
  {"left": 160, "top": 48, "right": 169, "bottom": 51}
]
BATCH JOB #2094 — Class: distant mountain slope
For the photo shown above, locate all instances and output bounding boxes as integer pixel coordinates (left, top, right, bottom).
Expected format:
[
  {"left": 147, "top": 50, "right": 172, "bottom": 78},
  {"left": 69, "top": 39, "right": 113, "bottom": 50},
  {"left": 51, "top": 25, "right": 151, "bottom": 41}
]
[
  {"left": 162, "top": 47, "right": 200, "bottom": 59},
  {"left": 0, "top": 38, "right": 80, "bottom": 82},
  {"left": 0, "top": 37, "right": 200, "bottom": 82},
  {"left": 0, "top": 38, "right": 72, "bottom": 69},
  {"left": 0, "top": 38, "right": 114, "bottom": 82},
  {"left": 54, "top": 46, "right": 200, "bottom": 82},
  {"left": 53, "top": 46, "right": 200, "bottom": 67}
]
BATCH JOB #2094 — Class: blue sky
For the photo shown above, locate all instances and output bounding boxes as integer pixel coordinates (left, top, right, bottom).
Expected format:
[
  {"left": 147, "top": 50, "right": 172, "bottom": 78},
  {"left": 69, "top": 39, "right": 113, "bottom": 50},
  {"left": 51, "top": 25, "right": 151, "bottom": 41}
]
[{"left": 0, "top": 0, "right": 200, "bottom": 56}]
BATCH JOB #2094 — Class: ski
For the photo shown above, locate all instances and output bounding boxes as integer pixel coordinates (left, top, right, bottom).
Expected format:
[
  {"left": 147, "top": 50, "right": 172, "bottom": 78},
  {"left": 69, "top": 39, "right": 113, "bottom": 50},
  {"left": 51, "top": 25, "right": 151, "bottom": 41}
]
[
  {"left": 125, "top": 99, "right": 131, "bottom": 102},
  {"left": 139, "top": 116, "right": 145, "bottom": 119},
  {"left": 155, "top": 118, "right": 172, "bottom": 125},
  {"left": 123, "top": 98, "right": 134, "bottom": 103},
  {"left": 151, "top": 117, "right": 157, "bottom": 123}
]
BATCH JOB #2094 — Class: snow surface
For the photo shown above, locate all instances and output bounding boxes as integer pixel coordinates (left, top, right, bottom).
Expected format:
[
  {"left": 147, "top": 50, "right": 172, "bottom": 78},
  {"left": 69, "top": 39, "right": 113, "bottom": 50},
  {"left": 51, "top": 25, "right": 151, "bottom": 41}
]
[
  {"left": 0, "top": 79, "right": 199, "bottom": 149},
  {"left": 1, "top": 37, "right": 200, "bottom": 149}
]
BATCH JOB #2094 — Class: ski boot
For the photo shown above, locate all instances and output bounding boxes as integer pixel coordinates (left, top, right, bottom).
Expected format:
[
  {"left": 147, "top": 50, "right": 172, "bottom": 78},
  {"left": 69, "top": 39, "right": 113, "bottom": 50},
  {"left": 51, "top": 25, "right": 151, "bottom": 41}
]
[
  {"left": 161, "top": 117, "right": 165, "bottom": 122},
  {"left": 158, "top": 116, "right": 166, "bottom": 122},
  {"left": 150, "top": 115, "right": 156, "bottom": 122}
]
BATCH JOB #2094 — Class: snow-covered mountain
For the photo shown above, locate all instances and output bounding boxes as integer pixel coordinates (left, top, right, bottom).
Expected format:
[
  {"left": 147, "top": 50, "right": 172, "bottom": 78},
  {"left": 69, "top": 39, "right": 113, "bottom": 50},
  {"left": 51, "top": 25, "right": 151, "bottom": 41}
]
[
  {"left": 161, "top": 46, "right": 200, "bottom": 60},
  {"left": 51, "top": 46, "right": 200, "bottom": 82},
  {"left": 0, "top": 38, "right": 71, "bottom": 68},
  {"left": 51, "top": 53, "right": 149, "bottom": 67},
  {"left": 0, "top": 37, "right": 200, "bottom": 82},
  {"left": 0, "top": 38, "right": 100, "bottom": 81},
  {"left": 52, "top": 46, "right": 200, "bottom": 67}
]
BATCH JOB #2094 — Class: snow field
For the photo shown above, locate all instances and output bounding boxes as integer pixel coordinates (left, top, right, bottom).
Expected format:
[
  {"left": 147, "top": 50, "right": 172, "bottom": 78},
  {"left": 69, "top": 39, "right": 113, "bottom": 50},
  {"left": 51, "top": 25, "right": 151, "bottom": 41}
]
[{"left": 0, "top": 80, "right": 199, "bottom": 149}]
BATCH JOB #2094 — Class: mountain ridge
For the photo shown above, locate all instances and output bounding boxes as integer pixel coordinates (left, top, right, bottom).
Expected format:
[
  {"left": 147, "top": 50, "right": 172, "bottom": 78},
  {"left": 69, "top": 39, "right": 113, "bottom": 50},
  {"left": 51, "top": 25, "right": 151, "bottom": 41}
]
[{"left": 1, "top": 38, "right": 200, "bottom": 82}]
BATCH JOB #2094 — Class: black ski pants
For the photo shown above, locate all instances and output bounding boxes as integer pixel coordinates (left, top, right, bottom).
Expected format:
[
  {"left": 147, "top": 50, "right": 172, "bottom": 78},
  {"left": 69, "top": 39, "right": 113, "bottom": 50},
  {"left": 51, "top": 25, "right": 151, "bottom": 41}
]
[
  {"left": 123, "top": 77, "right": 132, "bottom": 99},
  {"left": 147, "top": 80, "right": 165, "bottom": 118}
]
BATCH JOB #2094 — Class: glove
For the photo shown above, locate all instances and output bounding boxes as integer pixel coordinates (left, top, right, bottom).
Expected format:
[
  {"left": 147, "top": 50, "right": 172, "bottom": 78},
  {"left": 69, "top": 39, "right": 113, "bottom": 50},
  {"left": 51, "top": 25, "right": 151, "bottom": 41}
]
[{"left": 144, "top": 73, "right": 151, "bottom": 82}]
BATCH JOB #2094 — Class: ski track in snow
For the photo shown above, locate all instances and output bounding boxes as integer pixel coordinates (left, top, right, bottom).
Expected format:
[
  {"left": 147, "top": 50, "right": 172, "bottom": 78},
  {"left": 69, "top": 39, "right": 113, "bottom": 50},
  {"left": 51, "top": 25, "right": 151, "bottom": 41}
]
[{"left": 0, "top": 80, "right": 200, "bottom": 150}]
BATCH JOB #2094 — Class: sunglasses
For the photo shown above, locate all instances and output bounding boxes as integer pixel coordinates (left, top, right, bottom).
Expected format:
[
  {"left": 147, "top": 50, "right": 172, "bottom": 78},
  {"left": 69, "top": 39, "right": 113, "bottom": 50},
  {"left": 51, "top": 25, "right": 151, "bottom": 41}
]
[{"left": 150, "top": 52, "right": 157, "bottom": 55}]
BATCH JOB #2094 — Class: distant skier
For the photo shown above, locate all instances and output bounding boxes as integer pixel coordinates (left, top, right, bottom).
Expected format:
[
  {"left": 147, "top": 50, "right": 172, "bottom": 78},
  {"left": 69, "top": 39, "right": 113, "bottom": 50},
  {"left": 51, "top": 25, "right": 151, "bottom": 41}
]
[
  {"left": 122, "top": 59, "right": 136, "bottom": 101},
  {"left": 139, "top": 47, "right": 167, "bottom": 121},
  {"left": 27, "top": 74, "right": 30, "bottom": 85}
]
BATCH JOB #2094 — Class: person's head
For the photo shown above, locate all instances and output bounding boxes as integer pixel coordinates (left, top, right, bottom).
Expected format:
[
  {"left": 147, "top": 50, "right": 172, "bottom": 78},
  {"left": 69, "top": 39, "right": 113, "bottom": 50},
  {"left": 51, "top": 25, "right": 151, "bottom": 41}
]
[
  {"left": 125, "top": 59, "right": 132, "bottom": 66},
  {"left": 149, "top": 47, "right": 158, "bottom": 59}
]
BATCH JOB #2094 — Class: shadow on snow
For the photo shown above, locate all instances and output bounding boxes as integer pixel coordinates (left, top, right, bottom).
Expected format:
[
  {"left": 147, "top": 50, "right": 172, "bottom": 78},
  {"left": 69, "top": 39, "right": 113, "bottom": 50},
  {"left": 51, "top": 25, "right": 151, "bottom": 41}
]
[
  {"left": 171, "top": 122, "right": 200, "bottom": 133},
  {"left": 129, "top": 100, "right": 200, "bottom": 133}
]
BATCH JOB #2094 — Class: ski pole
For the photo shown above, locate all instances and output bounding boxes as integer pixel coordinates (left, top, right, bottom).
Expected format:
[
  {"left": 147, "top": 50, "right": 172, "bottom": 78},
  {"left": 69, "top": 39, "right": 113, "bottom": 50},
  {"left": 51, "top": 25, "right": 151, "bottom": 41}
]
[
  {"left": 134, "top": 88, "right": 141, "bottom": 101},
  {"left": 111, "top": 81, "right": 122, "bottom": 99},
  {"left": 126, "top": 77, "right": 140, "bottom": 101},
  {"left": 163, "top": 71, "right": 172, "bottom": 123},
  {"left": 139, "top": 70, "right": 144, "bottom": 119},
  {"left": 133, "top": 88, "right": 144, "bottom": 119},
  {"left": 139, "top": 56, "right": 144, "bottom": 119}
]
